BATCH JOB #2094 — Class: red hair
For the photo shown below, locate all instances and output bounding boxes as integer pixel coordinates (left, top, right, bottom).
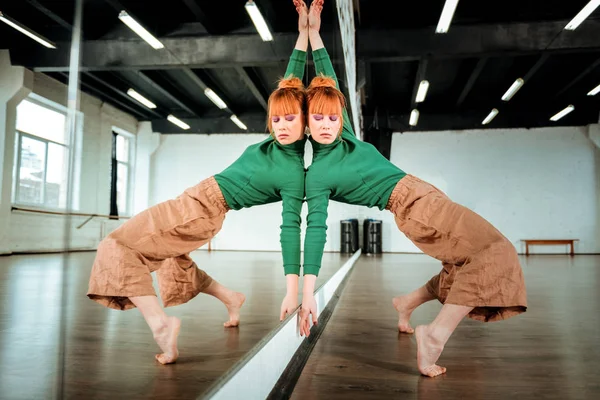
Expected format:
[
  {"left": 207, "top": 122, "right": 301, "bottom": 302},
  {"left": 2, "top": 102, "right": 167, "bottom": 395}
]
[
  {"left": 267, "top": 77, "right": 306, "bottom": 135},
  {"left": 306, "top": 75, "right": 345, "bottom": 136}
]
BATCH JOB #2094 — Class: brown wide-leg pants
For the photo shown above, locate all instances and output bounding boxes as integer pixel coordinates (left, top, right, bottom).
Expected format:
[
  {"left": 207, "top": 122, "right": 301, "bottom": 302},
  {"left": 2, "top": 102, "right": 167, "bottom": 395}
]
[
  {"left": 386, "top": 174, "right": 527, "bottom": 322},
  {"left": 87, "top": 176, "right": 229, "bottom": 310}
]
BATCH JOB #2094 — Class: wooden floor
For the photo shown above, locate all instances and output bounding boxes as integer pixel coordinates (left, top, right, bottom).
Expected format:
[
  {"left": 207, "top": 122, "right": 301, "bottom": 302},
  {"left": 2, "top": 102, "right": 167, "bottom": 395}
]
[
  {"left": 0, "top": 250, "right": 349, "bottom": 400},
  {"left": 292, "top": 254, "right": 600, "bottom": 400}
]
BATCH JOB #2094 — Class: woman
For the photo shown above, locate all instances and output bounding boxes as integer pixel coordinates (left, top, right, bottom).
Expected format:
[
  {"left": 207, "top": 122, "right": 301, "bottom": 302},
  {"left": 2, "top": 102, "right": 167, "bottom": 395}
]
[
  {"left": 299, "top": 1, "right": 527, "bottom": 377},
  {"left": 87, "top": 2, "right": 310, "bottom": 365}
]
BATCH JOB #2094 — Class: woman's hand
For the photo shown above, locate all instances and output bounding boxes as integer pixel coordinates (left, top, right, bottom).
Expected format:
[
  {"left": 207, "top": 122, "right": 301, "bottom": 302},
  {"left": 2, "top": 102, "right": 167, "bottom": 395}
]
[{"left": 309, "top": 0, "right": 324, "bottom": 32}]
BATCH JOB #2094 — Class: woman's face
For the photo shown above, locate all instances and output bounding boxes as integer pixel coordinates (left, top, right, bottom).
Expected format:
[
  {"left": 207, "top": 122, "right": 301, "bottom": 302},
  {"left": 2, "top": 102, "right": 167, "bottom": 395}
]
[
  {"left": 271, "top": 113, "right": 305, "bottom": 145},
  {"left": 308, "top": 112, "right": 341, "bottom": 144}
]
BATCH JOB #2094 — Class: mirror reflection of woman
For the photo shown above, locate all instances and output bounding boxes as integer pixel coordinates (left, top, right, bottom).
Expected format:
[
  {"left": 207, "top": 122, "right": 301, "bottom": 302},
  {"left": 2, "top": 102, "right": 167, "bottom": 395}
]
[{"left": 298, "top": 0, "right": 527, "bottom": 378}]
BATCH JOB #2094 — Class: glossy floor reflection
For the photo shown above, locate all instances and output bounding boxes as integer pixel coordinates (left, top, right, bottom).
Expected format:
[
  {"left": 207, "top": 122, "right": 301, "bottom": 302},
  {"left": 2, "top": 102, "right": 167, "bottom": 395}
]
[
  {"left": 0, "top": 250, "right": 349, "bottom": 400},
  {"left": 292, "top": 254, "right": 600, "bottom": 400}
]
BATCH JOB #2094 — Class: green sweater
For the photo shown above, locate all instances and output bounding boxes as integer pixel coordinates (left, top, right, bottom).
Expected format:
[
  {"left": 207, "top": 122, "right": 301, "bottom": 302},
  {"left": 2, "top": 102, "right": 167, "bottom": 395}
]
[
  {"left": 214, "top": 49, "right": 307, "bottom": 275},
  {"left": 303, "top": 48, "right": 407, "bottom": 275}
]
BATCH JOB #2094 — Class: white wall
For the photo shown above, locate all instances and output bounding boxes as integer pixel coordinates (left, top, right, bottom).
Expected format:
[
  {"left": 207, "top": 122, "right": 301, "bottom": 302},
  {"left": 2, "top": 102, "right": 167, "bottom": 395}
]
[
  {"left": 386, "top": 126, "right": 600, "bottom": 254},
  {"left": 0, "top": 50, "right": 137, "bottom": 254},
  {"left": 146, "top": 125, "right": 599, "bottom": 255}
]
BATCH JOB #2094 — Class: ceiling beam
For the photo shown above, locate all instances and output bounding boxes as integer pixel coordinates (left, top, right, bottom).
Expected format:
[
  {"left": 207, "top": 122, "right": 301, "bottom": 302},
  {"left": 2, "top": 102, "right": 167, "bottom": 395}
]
[
  {"left": 24, "top": 0, "right": 74, "bottom": 33},
  {"left": 181, "top": 67, "right": 238, "bottom": 117},
  {"left": 523, "top": 54, "right": 550, "bottom": 82},
  {"left": 151, "top": 112, "right": 266, "bottom": 134},
  {"left": 136, "top": 71, "right": 199, "bottom": 116},
  {"left": 358, "top": 20, "right": 600, "bottom": 62},
  {"left": 235, "top": 66, "right": 268, "bottom": 111},
  {"left": 554, "top": 56, "right": 600, "bottom": 98},
  {"left": 102, "top": 0, "right": 125, "bottom": 12},
  {"left": 180, "top": 0, "right": 211, "bottom": 33},
  {"left": 369, "top": 107, "right": 600, "bottom": 133},
  {"left": 83, "top": 72, "right": 163, "bottom": 118},
  {"left": 14, "top": 20, "right": 600, "bottom": 72},
  {"left": 456, "top": 58, "right": 488, "bottom": 108},
  {"left": 54, "top": 72, "right": 152, "bottom": 120}
]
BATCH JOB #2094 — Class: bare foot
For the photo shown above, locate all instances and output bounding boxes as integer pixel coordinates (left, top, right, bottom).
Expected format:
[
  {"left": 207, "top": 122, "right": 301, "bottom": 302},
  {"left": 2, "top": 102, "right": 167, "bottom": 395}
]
[
  {"left": 223, "top": 292, "right": 246, "bottom": 328},
  {"left": 153, "top": 316, "right": 181, "bottom": 365},
  {"left": 392, "top": 296, "right": 415, "bottom": 334},
  {"left": 415, "top": 325, "right": 446, "bottom": 377}
]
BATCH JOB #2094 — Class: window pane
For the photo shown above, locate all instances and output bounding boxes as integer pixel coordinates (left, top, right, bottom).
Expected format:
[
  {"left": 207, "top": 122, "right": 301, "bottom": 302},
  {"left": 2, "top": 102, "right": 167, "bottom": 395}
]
[
  {"left": 116, "top": 135, "right": 129, "bottom": 162},
  {"left": 46, "top": 144, "right": 69, "bottom": 208},
  {"left": 18, "top": 136, "right": 46, "bottom": 205},
  {"left": 117, "top": 163, "right": 128, "bottom": 215},
  {"left": 16, "top": 99, "right": 67, "bottom": 144}
]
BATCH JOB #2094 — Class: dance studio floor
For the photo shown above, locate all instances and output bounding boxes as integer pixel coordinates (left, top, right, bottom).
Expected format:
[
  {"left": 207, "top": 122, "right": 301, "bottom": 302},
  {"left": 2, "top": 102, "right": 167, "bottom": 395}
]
[
  {"left": 0, "top": 250, "right": 348, "bottom": 400},
  {"left": 1, "top": 252, "right": 598, "bottom": 399},
  {"left": 292, "top": 254, "right": 600, "bottom": 400}
]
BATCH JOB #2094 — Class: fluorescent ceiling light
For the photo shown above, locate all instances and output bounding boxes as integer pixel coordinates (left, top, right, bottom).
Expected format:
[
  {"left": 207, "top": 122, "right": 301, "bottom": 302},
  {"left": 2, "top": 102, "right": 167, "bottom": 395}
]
[
  {"left": 564, "top": 0, "right": 600, "bottom": 31},
  {"left": 550, "top": 105, "right": 575, "bottom": 121},
  {"left": 436, "top": 0, "right": 460, "bottom": 34},
  {"left": 245, "top": 0, "right": 273, "bottom": 41},
  {"left": 118, "top": 11, "right": 164, "bottom": 49},
  {"left": 230, "top": 115, "right": 248, "bottom": 130},
  {"left": 204, "top": 88, "right": 228, "bottom": 109},
  {"left": 0, "top": 11, "right": 56, "bottom": 48},
  {"left": 409, "top": 109, "right": 420, "bottom": 126},
  {"left": 587, "top": 83, "right": 600, "bottom": 96},
  {"left": 482, "top": 108, "right": 499, "bottom": 125},
  {"left": 127, "top": 89, "right": 157, "bottom": 109},
  {"left": 167, "top": 114, "right": 190, "bottom": 130},
  {"left": 415, "top": 80, "right": 430, "bottom": 103},
  {"left": 501, "top": 78, "right": 524, "bottom": 101}
]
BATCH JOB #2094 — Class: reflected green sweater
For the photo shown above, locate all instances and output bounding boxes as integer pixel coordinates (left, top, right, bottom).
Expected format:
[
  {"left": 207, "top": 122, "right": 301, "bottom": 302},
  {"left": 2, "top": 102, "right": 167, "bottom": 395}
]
[
  {"left": 214, "top": 49, "right": 307, "bottom": 275},
  {"left": 303, "top": 48, "right": 407, "bottom": 275}
]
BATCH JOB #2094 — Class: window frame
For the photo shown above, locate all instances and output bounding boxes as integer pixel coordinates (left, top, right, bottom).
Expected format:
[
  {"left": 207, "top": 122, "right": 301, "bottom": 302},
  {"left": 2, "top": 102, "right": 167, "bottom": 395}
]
[
  {"left": 12, "top": 95, "right": 73, "bottom": 211},
  {"left": 112, "top": 127, "right": 136, "bottom": 217}
]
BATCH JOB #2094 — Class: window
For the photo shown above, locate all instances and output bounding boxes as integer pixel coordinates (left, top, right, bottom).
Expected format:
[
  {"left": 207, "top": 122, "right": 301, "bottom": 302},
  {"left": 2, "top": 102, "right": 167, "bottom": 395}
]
[
  {"left": 13, "top": 97, "right": 70, "bottom": 209},
  {"left": 110, "top": 129, "right": 134, "bottom": 216}
]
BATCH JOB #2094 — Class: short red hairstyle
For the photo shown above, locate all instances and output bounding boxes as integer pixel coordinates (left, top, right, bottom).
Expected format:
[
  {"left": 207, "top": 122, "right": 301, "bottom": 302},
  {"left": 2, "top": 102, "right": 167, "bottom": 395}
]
[
  {"left": 306, "top": 75, "right": 345, "bottom": 136},
  {"left": 267, "top": 76, "right": 306, "bottom": 135}
]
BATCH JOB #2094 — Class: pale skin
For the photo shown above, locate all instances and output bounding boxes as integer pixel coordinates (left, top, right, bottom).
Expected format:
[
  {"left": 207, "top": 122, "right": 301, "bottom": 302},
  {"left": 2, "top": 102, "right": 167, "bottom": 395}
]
[
  {"left": 131, "top": 280, "right": 245, "bottom": 365},
  {"left": 279, "top": 0, "right": 315, "bottom": 322},
  {"left": 303, "top": 0, "right": 476, "bottom": 377},
  {"left": 285, "top": 0, "right": 324, "bottom": 335},
  {"left": 271, "top": 0, "right": 309, "bottom": 147},
  {"left": 305, "top": 0, "right": 342, "bottom": 146},
  {"left": 393, "top": 287, "right": 473, "bottom": 377}
]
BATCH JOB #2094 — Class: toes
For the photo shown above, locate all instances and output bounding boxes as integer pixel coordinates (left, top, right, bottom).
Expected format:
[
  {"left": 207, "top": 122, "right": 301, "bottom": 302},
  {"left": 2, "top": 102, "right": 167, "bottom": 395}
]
[
  {"left": 421, "top": 365, "right": 446, "bottom": 377},
  {"left": 155, "top": 353, "right": 176, "bottom": 365},
  {"left": 155, "top": 353, "right": 167, "bottom": 364},
  {"left": 224, "top": 321, "right": 238, "bottom": 328}
]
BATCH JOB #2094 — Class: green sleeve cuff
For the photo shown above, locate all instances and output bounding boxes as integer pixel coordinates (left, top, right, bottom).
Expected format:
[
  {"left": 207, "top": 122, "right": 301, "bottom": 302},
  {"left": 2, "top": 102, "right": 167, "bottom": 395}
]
[
  {"left": 303, "top": 265, "right": 320, "bottom": 276},
  {"left": 291, "top": 49, "right": 307, "bottom": 61},
  {"left": 284, "top": 265, "right": 301, "bottom": 275},
  {"left": 284, "top": 49, "right": 307, "bottom": 79},
  {"left": 312, "top": 48, "right": 328, "bottom": 62}
]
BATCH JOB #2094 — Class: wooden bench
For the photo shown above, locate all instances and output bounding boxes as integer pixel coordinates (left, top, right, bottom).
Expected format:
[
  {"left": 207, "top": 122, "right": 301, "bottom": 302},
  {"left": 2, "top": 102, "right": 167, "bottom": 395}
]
[{"left": 522, "top": 239, "right": 579, "bottom": 256}]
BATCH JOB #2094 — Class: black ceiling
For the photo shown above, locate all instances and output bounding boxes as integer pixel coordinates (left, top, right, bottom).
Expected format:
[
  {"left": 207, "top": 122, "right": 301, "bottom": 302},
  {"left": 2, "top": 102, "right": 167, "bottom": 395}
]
[{"left": 1, "top": 0, "right": 599, "bottom": 133}]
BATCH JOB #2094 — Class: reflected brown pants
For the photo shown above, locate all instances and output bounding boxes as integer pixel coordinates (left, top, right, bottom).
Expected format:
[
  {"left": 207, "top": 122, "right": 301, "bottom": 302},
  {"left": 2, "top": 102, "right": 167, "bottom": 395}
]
[{"left": 386, "top": 175, "right": 527, "bottom": 322}]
